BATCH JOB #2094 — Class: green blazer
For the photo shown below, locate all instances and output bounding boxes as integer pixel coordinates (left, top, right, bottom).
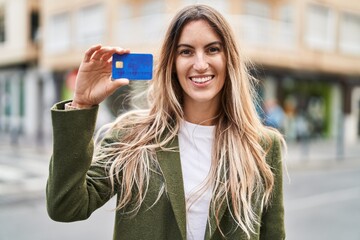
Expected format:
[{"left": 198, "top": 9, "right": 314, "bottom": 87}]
[{"left": 47, "top": 101, "right": 285, "bottom": 240}]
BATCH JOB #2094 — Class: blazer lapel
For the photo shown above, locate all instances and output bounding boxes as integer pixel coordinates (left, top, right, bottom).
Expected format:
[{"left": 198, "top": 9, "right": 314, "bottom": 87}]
[
  {"left": 156, "top": 136, "right": 187, "bottom": 240},
  {"left": 204, "top": 198, "right": 227, "bottom": 240}
]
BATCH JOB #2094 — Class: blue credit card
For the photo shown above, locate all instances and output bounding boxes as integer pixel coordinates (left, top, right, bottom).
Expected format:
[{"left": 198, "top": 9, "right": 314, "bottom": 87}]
[{"left": 112, "top": 53, "right": 153, "bottom": 80}]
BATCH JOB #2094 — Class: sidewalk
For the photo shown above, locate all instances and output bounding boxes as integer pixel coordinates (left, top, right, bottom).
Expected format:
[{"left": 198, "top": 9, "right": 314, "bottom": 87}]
[
  {"left": 0, "top": 136, "right": 359, "bottom": 203},
  {"left": 285, "top": 138, "right": 360, "bottom": 169},
  {"left": 0, "top": 136, "right": 52, "bottom": 204}
]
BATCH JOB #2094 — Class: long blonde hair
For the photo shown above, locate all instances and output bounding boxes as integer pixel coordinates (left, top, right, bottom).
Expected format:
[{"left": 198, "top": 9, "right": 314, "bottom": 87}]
[{"left": 94, "top": 4, "right": 284, "bottom": 238}]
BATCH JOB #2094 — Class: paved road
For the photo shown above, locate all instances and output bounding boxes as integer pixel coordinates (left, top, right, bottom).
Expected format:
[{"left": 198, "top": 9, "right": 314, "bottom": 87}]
[
  {"left": 0, "top": 198, "right": 115, "bottom": 240},
  {"left": 0, "top": 144, "right": 359, "bottom": 239},
  {"left": 284, "top": 163, "right": 360, "bottom": 240},
  {"left": 0, "top": 147, "right": 48, "bottom": 204}
]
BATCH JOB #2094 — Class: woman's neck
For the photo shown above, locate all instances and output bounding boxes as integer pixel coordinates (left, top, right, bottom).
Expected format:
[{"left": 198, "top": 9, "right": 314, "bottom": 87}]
[{"left": 183, "top": 100, "right": 220, "bottom": 126}]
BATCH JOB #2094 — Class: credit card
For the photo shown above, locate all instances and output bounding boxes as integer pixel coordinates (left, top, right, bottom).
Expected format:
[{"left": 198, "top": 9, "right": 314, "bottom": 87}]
[{"left": 112, "top": 53, "right": 153, "bottom": 80}]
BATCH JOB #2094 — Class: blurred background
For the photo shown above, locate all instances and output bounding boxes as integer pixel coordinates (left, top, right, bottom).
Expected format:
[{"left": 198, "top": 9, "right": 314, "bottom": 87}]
[{"left": 0, "top": 0, "right": 359, "bottom": 239}]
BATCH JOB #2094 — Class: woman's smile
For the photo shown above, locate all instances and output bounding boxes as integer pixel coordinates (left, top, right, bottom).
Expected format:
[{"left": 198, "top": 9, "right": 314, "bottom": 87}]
[{"left": 189, "top": 75, "right": 214, "bottom": 85}]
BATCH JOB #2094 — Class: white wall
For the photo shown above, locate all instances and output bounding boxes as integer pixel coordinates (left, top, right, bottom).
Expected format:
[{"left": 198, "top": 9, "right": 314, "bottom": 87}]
[
  {"left": 330, "top": 83, "right": 341, "bottom": 139},
  {"left": 344, "top": 86, "right": 360, "bottom": 144},
  {"left": 6, "top": 0, "right": 27, "bottom": 49},
  {"left": 22, "top": 68, "right": 55, "bottom": 143},
  {"left": 23, "top": 68, "right": 39, "bottom": 137}
]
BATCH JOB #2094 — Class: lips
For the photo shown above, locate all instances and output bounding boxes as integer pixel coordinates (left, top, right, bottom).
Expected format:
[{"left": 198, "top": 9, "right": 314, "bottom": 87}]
[{"left": 189, "top": 75, "right": 214, "bottom": 84}]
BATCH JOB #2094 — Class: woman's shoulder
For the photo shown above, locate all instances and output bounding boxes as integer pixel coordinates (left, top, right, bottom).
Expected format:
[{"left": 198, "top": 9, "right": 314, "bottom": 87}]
[
  {"left": 259, "top": 128, "right": 282, "bottom": 148},
  {"left": 259, "top": 127, "right": 285, "bottom": 164}
]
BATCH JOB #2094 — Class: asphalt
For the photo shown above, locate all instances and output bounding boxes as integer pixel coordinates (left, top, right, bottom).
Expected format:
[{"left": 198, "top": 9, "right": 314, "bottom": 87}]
[
  {"left": 0, "top": 135, "right": 359, "bottom": 203},
  {"left": 0, "top": 140, "right": 50, "bottom": 204}
]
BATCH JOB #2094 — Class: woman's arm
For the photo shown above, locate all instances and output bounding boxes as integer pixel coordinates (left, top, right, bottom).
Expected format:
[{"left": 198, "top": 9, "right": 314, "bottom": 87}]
[
  {"left": 46, "top": 101, "right": 113, "bottom": 222},
  {"left": 47, "top": 45, "right": 131, "bottom": 221}
]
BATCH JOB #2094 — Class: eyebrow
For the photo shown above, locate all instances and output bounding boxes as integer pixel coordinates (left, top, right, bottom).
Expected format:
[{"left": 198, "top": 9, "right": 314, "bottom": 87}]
[{"left": 177, "top": 41, "right": 223, "bottom": 49}]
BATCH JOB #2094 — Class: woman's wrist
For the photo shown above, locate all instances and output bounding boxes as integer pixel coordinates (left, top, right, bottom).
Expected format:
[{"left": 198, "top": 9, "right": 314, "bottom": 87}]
[
  {"left": 72, "top": 101, "right": 93, "bottom": 109},
  {"left": 65, "top": 101, "right": 93, "bottom": 110}
]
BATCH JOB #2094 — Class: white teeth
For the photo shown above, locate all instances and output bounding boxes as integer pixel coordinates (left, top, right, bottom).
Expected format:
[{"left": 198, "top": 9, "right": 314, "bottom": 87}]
[{"left": 191, "top": 76, "right": 213, "bottom": 83}]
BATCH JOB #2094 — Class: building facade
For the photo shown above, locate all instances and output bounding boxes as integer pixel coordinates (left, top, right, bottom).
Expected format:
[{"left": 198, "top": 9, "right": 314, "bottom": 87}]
[
  {"left": 0, "top": 0, "right": 52, "bottom": 145},
  {"left": 1, "top": 0, "right": 360, "bottom": 149}
]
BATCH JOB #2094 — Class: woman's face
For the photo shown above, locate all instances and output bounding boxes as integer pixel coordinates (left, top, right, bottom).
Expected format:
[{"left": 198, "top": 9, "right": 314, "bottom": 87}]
[{"left": 175, "top": 20, "right": 226, "bottom": 108}]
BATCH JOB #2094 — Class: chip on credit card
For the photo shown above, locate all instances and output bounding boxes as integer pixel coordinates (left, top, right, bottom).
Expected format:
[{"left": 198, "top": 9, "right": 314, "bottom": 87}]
[{"left": 112, "top": 53, "right": 153, "bottom": 80}]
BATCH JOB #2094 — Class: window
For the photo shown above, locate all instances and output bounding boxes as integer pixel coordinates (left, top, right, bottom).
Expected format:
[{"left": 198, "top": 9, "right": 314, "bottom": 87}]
[
  {"left": 244, "top": 0, "right": 270, "bottom": 17},
  {"left": 75, "top": 4, "right": 105, "bottom": 46},
  {"left": 117, "top": 0, "right": 166, "bottom": 44},
  {"left": 117, "top": 3, "right": 134, "bottom": 43},
  {"left": 118, "top": 3, "right": 133, "bottom": 20},
  {"left": 0, "top": 6, "right": 5, "bottom": 43},
  {"left": 276, "top": 3, "right": 296, "bottom": 48},
  {"left": 141, "top": 0, "right": 164, "bottom": 16},
  {"left": 140, "top": 0, "right": 165, "bottom": 42},
  {"left": 44, "top": 12, "right": 71, "bottom": 53},
  {"left": 339, "top": 12, "right": 360, "bottom": 55},
  {"left": 30, "top": 11, "right": 39, "bottom": 42},
  {"left": 242, "top": 0, "right": 271, "bottom": 45},
  {"left": 305, "top": 4, "right": 336, "bottom": 51}
]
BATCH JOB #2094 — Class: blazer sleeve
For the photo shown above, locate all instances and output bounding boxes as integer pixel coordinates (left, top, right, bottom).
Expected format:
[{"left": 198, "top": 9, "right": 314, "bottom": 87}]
[
  {"left": 46, "top": 101, "right": 114, "bottom": 222},
  {"left": 260, "top": 135, "right": 286, "bottom": 240}
]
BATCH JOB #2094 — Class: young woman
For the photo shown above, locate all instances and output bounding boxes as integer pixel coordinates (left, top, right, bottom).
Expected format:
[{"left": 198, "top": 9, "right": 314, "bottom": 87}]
[{"left": 47, "top": 4, "right": 286, "bottom": 240}]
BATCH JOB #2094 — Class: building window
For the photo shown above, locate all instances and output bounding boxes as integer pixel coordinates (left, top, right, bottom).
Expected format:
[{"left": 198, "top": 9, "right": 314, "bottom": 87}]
[
  {"left": 117, "top": 3, "right": 134, "bottom": 43},
  {"left": 0, "top": 6, "right": 5, "bottom": 43},
  {"left": 30, "top": 11, "right": 39, "bottom": 43},
  {"left": 277, "top": 3, "right": 296, "bottom": 48},
  {"left": 141, "top": 0, "right": 164, "bottom": 15},
  {"left": 241, "top": 0, "right": 271, "bottom": 45},
  {"left": 75, "top": 4, "right": 105, "bottom": 47},
  {"left": 140, "top": 0, "right": 165, "bottom": 42},
  {"left": 44, "top": 12, "right": 71, "bottom": 53},
  {"left": 244, "top": 0, "right": 270, "bottom": 17},
  {"left": 118, "top": 3, "right": 133, "bottom": 20},
  {"left": 118, "top": 0, "right": 166, "bottom": 44},
  {"left": 339, "top": 12, "right": 360, "bottom": 56},
  {"left": 305, "top": 4, "right": 336, "bottom": 51}
]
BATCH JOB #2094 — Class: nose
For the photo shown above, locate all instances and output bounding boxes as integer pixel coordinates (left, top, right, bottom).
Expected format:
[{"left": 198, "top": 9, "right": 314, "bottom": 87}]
[{"left": 193, "top": 53, "right": 209, "bottom": 72}]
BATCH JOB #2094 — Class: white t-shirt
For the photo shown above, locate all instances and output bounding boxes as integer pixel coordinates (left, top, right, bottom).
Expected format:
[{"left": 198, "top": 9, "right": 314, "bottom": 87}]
[{"left": 178, "top": 120, "right": 214, "bottom": 240}]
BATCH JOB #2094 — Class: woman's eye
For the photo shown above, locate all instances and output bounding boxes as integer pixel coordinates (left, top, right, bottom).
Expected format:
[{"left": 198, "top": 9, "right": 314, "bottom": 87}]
[
  {"left": 208, "top": 47, "right": 220, "bottom": 54},
  {"left": 179, "top": 49, "right": 192, "bottom": 56}
]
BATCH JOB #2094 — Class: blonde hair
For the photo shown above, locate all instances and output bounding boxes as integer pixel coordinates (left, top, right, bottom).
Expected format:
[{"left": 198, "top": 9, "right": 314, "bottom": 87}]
[{"left": 94, "top": 4, "right": 285, "bottom": 238}]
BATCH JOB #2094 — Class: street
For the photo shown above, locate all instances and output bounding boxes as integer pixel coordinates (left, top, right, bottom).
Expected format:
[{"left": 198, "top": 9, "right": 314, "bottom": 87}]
[
  {"left": 284, "top": 163, "right": 360, "bottom": 240},
  {"left": 0, "top": 146, "right": 359, "bottom": 240}
]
